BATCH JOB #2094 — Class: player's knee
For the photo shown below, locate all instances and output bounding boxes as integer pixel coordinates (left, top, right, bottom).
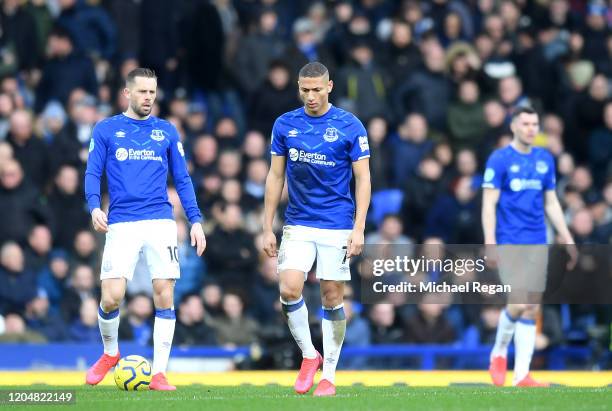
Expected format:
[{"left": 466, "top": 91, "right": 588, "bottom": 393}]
[
  {"left": 279, "top": 285, "right": 302, "bottom": 302},
  {"left": 100, "top": 296, "right": 120, "bottom": 312},
  {"left": 154, "top": 287, "right": 174, "bottom": 308},
  {"left": 321, "top": 289, "right": 342, "bottom": 308}
]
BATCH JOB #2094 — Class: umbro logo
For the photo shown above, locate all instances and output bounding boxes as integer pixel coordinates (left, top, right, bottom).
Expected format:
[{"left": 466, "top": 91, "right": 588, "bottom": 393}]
[
  {"left": 115, "top": 131, "right": 126, "bottom": 138},
  {"left": 288, "top": 129, "right": 298, "bottom": 137}
]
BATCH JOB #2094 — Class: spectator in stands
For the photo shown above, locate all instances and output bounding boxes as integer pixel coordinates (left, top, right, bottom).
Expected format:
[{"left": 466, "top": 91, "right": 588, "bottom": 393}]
[
  {"left": 425, "top": 176, "right": 482, "bottom": 244},
  {"left": 24, "top": 224, "right": 52, "bottom": 274},
  {"left": 190, "top": 134, "right": 218, "bottom": 184},
  {"left": 588, "top": 101, "right": 612, "bottom": 188},
  {"left": 70, "top": 230, "right": 98, "bottom": 269},
  {"left": 393, "top": 41, "right": 452, "bottom": 130},
  {"left": 35, "top": 27, "right": 97, "bottom": 111},
  {"left": 570, "top": 208, "right": 598, "bottom": 244},
  {"left": 498, "top": 75, "right": 533, "bottom": 123},
  {"left": 569, "top": 166, "right": 600, "bottom": 205},
  {"left": 0, "top": 313, "right": 46, "bottom": 343},
  {"left": 391, "top": 113, "right": 433, "bottom": 186},
  {"left": 201, "top": 282, "right": 223, "bottom": 320},
  {"left": 248, "top": 60, "right": 301, "bottom": 137},
  {"left": 367, "top": 303, "right": 403, "bottom": 368},
  {"left": 37, "top": 249, "right": 70, "bottom": 315},
  {"left": 138, "top": 0, "right": 179, "bottom": 94},
  {"left": 241, "top": 130, "right": 267, "bottom": 162},
  {"left": 567, "top": 74, "right": 609, "bottom": 161},
  {"left": 118, "top": 293, "right": 153, "bottom": 346},
  {"left": 174, "top": 293, "right": 216, "bottom": 346},
  {"left": 447, "top": 80, "right": 486, "bottom": 149},
  {"left": 401, "top": 156, "right": 445, "bottom": 241},
  {"left": 217, "top": 150, "right": 242, "bottom": 180},
  {"left": 480, "top": 99, "right": 510, "bottom": 160},
  {"left": 181, "top": 0, "right": 227, "bottom": 96},
  {"left": 403, "top": 297, "right": 456, "bottom": 345},
  {"left": 1, "top": 0, "right": 43, "bottom": 72},
  {"left": 366, "top": 116, "right": 392, "bottom": 191},
  {"left": 61, "top": 264, "right": 99, "bottom": 322},
  {"left": 56, "top": 93, "right": 99, "bottom": 167},
  {"left": 283, "top": 17, "right": 336, "bottom": 82},
  {"left": 381, "top": 19, "right": 422, "bottom": 87},
  {"left": 250, "top": 258, "right": 280, "bottom": 323},
  {"left": 365, "top": 213, "right": 414, "bottom": 259},
  {"left": 210, "top": 292, "right": 258, "bottom": 347},
  {"left": 6, "top": 109, "right": 49, "bottom": 191},
  {"left": 0, "top": 242, "right": 38, "bottom": 315},
  {"left": 335, "top": 40, "right": 388, "bottom": 121},
  {"left": 205, "top": 203, "right": 258, "bottom": 290},
  {"left": 47, "top": 165, "right": 89, "bottom": 250},
  {"left": 232, "top": 8, "right": 287, "bottom": 95},
  {"left": 368, "top": 304, "right": 403, "bottom": 344},
  {"left": 24, "top": 294, "right": 67, "bottom": 342},
  {"left": 0, "top": 95, "right": 14, "bottom": 140},
  {"left": 56, "top": 0, "right": 116, "bottom": 60},
  {"left": 68, "top": 297, "right": 99, "bottom": 342},
  {"left": 455, "top": 148, "right": 478, "bottom": 179},
  {"left": 184, "top": 103, "right": 207, "bottom": 139},
  {"left": 174, "top": 219, "right": 205, "bottom": 304},
  {"left": 243, "top": 158, "right": 268, "bottom": 206}
]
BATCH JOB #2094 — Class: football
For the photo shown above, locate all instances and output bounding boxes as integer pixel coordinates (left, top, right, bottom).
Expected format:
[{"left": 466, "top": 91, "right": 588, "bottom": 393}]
[{"left": 113, "top": 355, "right": 152, "bottom": 391}]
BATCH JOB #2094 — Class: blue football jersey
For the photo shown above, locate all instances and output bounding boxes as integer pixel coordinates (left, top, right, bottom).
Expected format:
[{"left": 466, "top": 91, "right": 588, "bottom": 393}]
[
  {"left": 84, "top": 114, "right": 202, "bottom": 225},
  {"left": 270, "top": 105, "right": 370, "bottom": 229},
  {"left": 482, "top": 145, "right": 556, "bottom": 244}
]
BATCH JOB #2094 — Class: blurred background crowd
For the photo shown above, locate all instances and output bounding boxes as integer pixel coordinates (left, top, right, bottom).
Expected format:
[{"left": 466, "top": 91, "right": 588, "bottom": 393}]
[{"left": 0, "top": 0, "right": 610, "bottom": 369}]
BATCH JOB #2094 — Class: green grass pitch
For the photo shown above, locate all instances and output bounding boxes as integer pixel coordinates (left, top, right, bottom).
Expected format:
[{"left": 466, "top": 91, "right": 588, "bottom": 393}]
[{"left": 2, "top": 385, "right": 611, "bottom": 411}]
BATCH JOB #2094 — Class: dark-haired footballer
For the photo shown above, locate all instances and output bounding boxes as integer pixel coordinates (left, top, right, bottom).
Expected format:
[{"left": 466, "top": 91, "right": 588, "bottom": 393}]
[{"left": 263, "top": 62, "right": 371, "bottom": 396}]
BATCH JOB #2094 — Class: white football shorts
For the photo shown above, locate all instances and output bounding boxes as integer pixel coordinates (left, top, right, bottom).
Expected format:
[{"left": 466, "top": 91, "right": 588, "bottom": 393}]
[
  {"left": 497, "top": 244, "right": 549, "bottom": 293},
  {"left": 100, "top": 219, "right": 180, "bottom": 281},
  {"left": 277, "top": 225, "right": 352, "bottom": 281}
]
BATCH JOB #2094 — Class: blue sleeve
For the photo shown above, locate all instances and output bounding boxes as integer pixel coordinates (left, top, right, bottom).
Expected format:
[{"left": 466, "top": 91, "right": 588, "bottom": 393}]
[
  {"left": 482, "top": 152, "right": 504, "bottom": 189},
  {"left": 270, "top": 119, "right": 286, "bottom": 156},
  {"left": 544, "top": 152, "right": 556, "bottom": 190},
  {"left": 84, "top": 123, "right": 107, "bottom": 213},
  {"left": 168, "top": 127, "right": 203, "bottom": 224},
  {"left": 348, "top": 118, "right": 370, "bottom": 162}
]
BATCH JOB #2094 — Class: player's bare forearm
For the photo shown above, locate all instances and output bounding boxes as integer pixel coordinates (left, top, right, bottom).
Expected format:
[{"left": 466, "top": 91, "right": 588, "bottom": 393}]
[
  {"left": 263, "top": 156, "right": 286, "bottom": 232},
  {"left": 545, "top": 190, "right": 574, "bottom": 244},
  {"left": 482, "top": 188, "right": 500, "bottom": 244},
  {"left": 352, "top": 159, "right": 371, "bottom": 232},
  {"left": 346, "top": 159, "right": 370, "bottom": 258}
]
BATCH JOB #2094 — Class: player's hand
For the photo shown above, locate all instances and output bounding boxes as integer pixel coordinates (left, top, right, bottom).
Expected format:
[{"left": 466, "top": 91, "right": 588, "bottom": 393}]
[
  {"left": 564, "top": 240, "right": 578, "bottom": 271},
  {"left": 190, "top": 222, "right": 207, "bottom": 256},
  {"left": 91, "top": 208, "right": 108, "bottom": 233},
  {"left": 262, "top": 229, "right": 277, "bottom": 258},
  {"left": 347, "top": 229, "right": 365, "bottom": 258}
]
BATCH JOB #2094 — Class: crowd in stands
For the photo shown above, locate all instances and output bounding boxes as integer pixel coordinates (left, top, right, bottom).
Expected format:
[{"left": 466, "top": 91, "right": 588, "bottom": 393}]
[{"left": 0, "top": 0, "right": 610, "bottom": 369}]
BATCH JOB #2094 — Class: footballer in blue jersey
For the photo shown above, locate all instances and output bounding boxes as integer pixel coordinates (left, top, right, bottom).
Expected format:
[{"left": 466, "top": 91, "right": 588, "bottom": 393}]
[
  {"left": 482, "top": 107, "right": 575, "bottom": 388},
  {"left": 83, "top": 68, "right": 206, "bottom": 391},
  {"left": 263, "top": 62, "right": 371, "bottom": 396}
]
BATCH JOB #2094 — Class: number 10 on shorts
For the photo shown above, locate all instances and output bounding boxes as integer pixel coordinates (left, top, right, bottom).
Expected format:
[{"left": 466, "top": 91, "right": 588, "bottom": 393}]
[{"left": 167, "top": 246, "right": 179, "bottom": 262}]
